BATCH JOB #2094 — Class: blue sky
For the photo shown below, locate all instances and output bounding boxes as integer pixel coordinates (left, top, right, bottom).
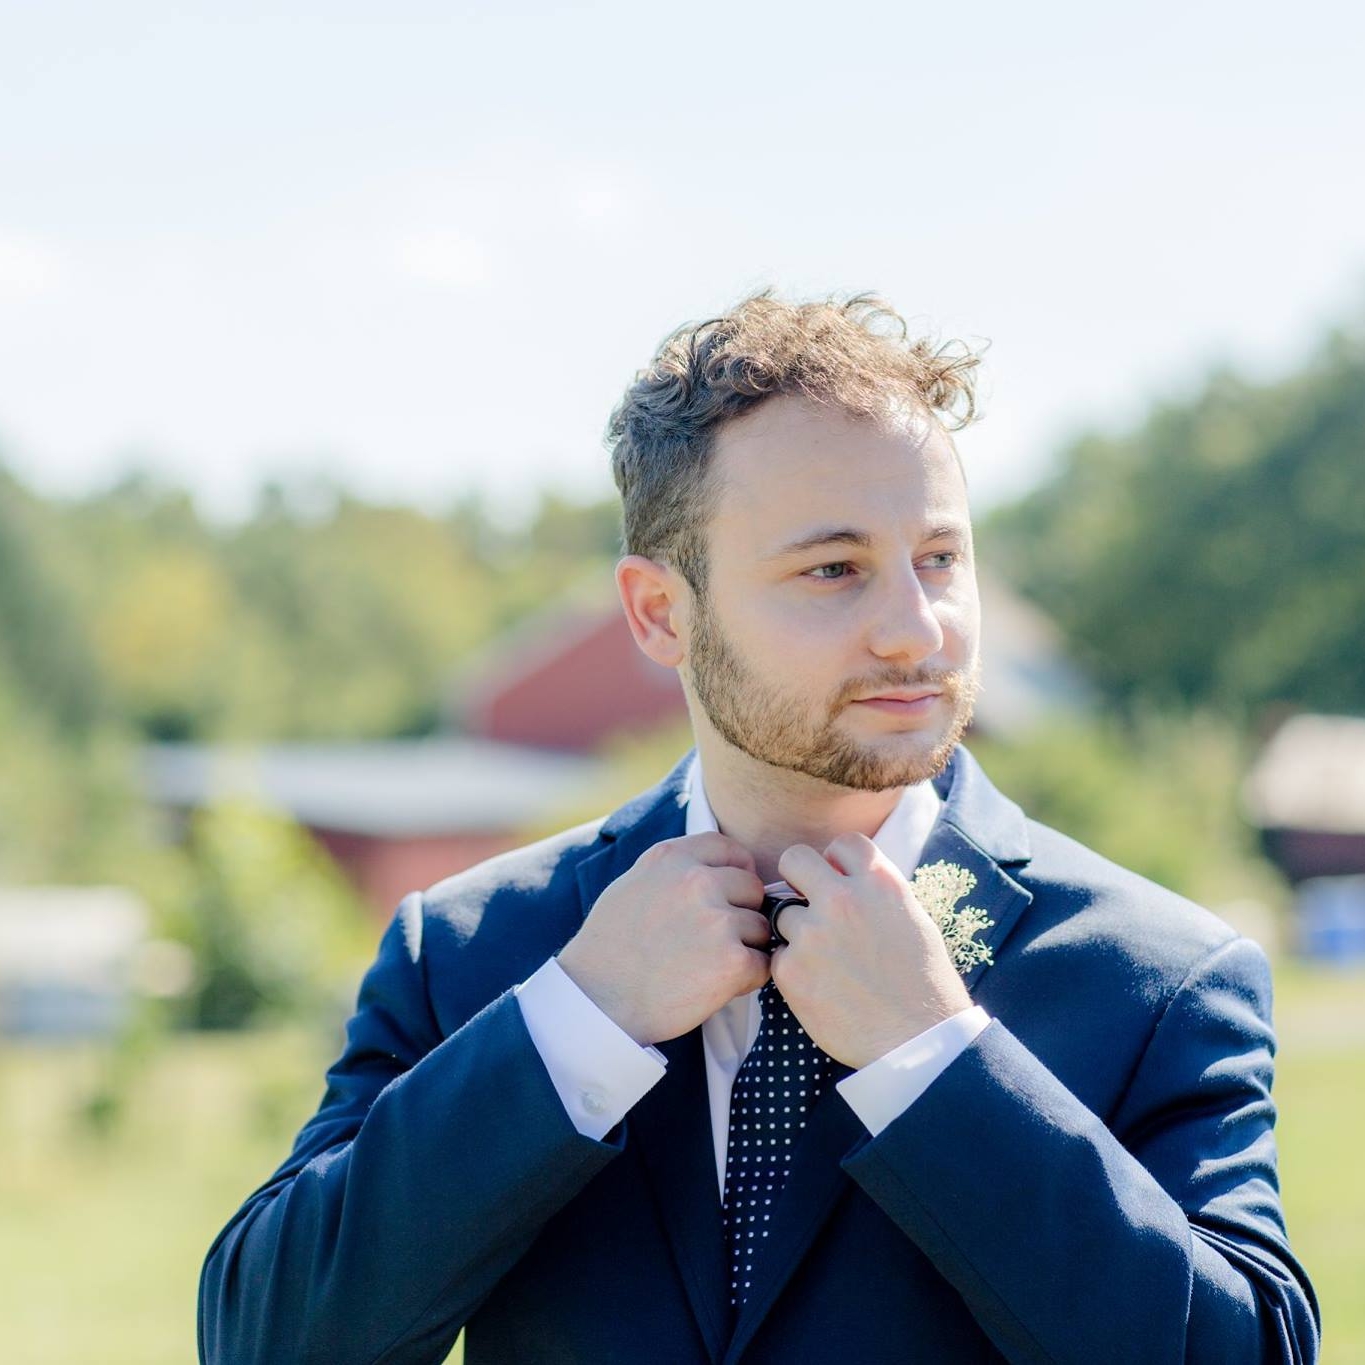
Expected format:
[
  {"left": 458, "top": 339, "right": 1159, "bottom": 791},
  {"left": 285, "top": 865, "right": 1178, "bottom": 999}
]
[{"left": 1, "top": 0, "right": 1361, "bottom": 522}]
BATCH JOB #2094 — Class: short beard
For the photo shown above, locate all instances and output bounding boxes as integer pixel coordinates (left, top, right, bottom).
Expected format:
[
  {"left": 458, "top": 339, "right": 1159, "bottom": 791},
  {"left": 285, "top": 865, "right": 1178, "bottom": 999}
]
[{"left": 685, "top": 586, "right": 979, "bottom": 791}]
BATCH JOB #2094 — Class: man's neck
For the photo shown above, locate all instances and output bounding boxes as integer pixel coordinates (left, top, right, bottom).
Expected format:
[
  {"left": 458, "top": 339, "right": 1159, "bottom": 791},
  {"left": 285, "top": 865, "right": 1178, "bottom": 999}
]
[{"left": 692, "top": 733, "right": 905, "bottom": 884}]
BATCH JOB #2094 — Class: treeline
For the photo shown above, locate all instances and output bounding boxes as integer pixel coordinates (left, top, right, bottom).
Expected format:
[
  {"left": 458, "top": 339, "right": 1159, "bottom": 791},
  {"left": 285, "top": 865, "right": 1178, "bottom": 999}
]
[
  {"left": 7, "top": 309, "right": 1360, "bottom": 758},
  {"left": 0, "top": 469, "right": 622, "bottom": 746},
  {"left": 985, "top": 326, "right": 1365, "bottom": 718}
]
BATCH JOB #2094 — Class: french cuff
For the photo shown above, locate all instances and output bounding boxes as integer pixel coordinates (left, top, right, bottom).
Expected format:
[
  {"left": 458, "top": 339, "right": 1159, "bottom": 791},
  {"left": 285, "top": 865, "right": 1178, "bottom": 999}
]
[
  {"left": 514, "top": 958, "right": 667, "bottom": 1140},
  {"left": 836, "top": 1005, "right": 991, "bottom": 1137}
]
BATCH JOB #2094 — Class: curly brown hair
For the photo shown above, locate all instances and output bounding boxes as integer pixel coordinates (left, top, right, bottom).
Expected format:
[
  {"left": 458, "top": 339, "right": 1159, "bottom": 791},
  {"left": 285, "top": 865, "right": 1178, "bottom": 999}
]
[{"left": 607, "top": 291, "right": 982, "bottom": 593}]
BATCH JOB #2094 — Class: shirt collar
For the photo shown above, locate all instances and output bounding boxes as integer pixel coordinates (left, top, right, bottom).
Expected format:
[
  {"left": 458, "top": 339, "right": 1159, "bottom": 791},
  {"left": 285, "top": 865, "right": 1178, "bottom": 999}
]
[{"left": 682, "top": 754, "right": 943, "bottom": 883}]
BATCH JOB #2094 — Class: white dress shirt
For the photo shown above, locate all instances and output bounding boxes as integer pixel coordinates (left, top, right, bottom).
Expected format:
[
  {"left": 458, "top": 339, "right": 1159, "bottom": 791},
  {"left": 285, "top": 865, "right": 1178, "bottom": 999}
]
[{"left": 516, "top": 756, "right": 990, "bottom": 1199}]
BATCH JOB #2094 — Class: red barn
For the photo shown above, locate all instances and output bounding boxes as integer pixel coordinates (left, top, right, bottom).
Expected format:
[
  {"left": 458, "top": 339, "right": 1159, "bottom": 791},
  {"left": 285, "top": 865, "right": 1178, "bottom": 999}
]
[{"left": 456, "top": 599, "right": 684, "bottom": 751}]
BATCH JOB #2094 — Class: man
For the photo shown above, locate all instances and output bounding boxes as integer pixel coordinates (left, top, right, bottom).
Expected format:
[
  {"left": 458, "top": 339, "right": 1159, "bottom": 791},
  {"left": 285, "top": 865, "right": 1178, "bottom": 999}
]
[{"left": 200, "top": 295, "right": 1318, "bottom": 1364}]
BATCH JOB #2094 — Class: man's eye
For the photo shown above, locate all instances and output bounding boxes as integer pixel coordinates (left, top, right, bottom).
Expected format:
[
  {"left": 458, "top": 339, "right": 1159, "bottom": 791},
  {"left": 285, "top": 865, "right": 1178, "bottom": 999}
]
[
  {"left": 919, "top": 552, "right": 958, "bottom": 571},
  {"left": 807, "top": 562, "right": 854, "bottom": 580}
]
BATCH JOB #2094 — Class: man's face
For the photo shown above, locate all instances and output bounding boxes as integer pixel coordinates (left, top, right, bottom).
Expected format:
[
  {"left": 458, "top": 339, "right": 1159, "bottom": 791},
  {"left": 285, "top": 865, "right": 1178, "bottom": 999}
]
[{"left": 681, "top": 394, "right": 980, "bottom": 791}]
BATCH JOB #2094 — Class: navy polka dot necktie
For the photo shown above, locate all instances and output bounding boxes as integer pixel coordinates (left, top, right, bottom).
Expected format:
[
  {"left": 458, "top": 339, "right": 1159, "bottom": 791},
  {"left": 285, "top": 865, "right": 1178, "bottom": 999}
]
[{"left": 721, "top": 979, "right": 837, "bottom": 1308}]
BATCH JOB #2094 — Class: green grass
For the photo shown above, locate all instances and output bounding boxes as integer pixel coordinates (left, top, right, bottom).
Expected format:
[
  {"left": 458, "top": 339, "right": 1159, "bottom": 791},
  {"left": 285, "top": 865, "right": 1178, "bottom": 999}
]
[
  {"left": 1273, "top": 961, "right": 1365, "bottom": 1363},
  {"left": 0, "top": 1028, "right": 341, "bottom": 1364},
  {"left": 0, "top": 963, "right": 1359, "bottom": 1364}
]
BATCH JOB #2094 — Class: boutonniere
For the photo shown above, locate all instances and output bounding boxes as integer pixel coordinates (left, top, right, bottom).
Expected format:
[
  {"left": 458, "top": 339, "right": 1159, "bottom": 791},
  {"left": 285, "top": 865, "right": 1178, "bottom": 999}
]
[{"left": 911, "top": 861, "right": 995, "bottom": 975}]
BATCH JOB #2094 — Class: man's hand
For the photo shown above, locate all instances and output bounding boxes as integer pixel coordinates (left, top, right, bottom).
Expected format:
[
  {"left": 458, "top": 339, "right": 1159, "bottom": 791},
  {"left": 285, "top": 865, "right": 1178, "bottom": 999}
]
[
  {"left": 556, "top": 832, "right": 771, "bottom": 1046},
  {"left": 771, "top": 833, "right": 973, "bottom": 1069}
]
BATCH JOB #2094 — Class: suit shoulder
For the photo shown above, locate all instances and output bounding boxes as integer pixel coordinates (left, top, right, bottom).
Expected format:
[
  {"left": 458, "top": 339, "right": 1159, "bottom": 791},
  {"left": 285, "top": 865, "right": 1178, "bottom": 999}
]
[
  {"left": 375, "top": 818, "right": 610, "bottom": 1032},
  {"left": 1017, "top": 817, "right": 1249, "bottom": 985},
  {"left": 387, "top": 813, "right": 606, "bottom": 966},
  {"left": 424, "top": 816, "right": 606, "bottom": 903},
  {"left": 414, "top": 816, "right": 606, "bottom": 939}
]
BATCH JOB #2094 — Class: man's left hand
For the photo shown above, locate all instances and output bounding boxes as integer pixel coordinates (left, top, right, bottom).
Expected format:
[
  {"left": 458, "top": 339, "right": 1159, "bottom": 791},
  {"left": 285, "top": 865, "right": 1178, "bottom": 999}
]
[{"left": 771, "top": 833, "right": 973, "bottom": 1069}]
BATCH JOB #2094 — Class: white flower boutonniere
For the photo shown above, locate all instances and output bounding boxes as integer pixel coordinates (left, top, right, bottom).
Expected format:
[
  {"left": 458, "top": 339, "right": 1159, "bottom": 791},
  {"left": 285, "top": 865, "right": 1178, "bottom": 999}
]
[{"left": 910, "top": 860, "right": 995, "bottom": 975}]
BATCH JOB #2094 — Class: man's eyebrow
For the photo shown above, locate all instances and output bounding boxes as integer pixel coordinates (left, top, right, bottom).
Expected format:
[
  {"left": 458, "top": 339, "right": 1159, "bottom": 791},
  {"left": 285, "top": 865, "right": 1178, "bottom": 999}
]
[
  {"left": 762, "top": 527, "right": 873, "bottom": 560},
  {"left": 923, "top": 522, "right": 971, "bottom": 543},
  {"left": 762, "top": 522, "right": 970, "bottom": 560}
]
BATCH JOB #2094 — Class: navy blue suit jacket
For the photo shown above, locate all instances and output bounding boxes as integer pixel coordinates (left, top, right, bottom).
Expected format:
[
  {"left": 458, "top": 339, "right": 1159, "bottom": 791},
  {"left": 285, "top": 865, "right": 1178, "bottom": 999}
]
[{"left": 199, "top": 747, "right": 1319, "bottom": 1364}]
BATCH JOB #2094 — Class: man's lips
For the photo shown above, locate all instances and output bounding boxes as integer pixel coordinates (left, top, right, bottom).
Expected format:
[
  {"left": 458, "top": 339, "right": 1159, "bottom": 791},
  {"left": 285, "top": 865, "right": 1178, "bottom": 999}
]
[{"left": 850, "top": 689, "right": 942, "bottom": 714}]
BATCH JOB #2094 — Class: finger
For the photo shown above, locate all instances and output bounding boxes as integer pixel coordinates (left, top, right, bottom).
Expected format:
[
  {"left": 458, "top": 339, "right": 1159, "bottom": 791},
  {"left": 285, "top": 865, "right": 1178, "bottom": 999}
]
[
  {"left": 768, "top": 941, "right": 788, "bottom": 989},
  {"left": 822, "top": 831, "right": 879, "bottom": 876},
  {"left": 674, "top": 831, "right": 759, "bottom": 874},
  {"left": 777, "top": 843, "right": 845, "bottom": 899},
  {"left": 711, "top": 867, "right": 767, "bottom": 910},
  {"left": 735, "top": 944, "right": 773, "bottom": 995},
  {"left": 733, "top": 909, "right": 774, "bottom": 949}
]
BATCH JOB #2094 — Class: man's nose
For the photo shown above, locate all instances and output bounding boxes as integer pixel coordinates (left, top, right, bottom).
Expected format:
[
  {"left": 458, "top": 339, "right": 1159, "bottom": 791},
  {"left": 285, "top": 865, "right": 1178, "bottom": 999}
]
[{"left": 865, "top": 563, "right": 944, "bottom": 662}]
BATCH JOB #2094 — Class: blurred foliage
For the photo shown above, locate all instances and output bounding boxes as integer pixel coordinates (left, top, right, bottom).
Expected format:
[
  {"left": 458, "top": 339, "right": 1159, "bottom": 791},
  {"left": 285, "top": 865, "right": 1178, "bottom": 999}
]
[
  {"left": 0, "top": 688, "right": 169, "bottom": 891},
  {"left": 169, "top": 801, "right": 374, "bottom": 1030},
  {"left": 0, "top": 465, "right": 106, "bottom": 735},
  {"left": 985, "top": 326, "right": 1365, "bottom": 716},
  {"left": 39, "top": 471, "right": 622, "bottom": 742},
  {"left": 968, "top": 711, "right": 1283, "bottom": 910}
]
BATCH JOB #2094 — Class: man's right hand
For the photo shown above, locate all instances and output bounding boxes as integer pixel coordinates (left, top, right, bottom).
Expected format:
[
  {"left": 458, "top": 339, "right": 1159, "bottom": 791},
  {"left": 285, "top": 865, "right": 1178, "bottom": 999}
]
[{"left": 556, "top": 832, "right": 771, "bottom": 1045}]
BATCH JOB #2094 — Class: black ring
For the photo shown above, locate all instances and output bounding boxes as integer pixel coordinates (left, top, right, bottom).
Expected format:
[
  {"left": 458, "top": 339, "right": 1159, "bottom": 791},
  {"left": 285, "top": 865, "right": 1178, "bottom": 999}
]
[{"left": 763, "top": 893, "right": 808, "bottom": 948}]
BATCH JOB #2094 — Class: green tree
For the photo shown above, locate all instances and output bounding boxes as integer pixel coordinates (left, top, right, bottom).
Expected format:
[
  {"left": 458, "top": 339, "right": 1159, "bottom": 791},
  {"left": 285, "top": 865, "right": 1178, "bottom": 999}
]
[
  {"left": 986, "top": 327, "right": 1365, "bottom": 715},
  {"left": 0, "top": 462, "right": 106, "bottom": 735},
  {"left": 968, "top": 712, "right": 1282, "bottom": 910},
  {"left": 170, "top": 800, "right": 373, "bottom": 1030}
]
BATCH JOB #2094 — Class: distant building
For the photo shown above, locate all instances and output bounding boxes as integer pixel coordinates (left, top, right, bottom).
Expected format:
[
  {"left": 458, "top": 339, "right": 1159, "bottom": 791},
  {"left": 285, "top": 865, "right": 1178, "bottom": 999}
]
[
  {"left": 143, "top": 738, "right": 604, "bottom": 918},
  {"left": 0, "top": 887, "right": 149, "bottom": 1037},
  {"left": 1242, "top": 713, "right": 1365, "bottom": 961},
  {"left": 455, "top": 594, "right": 684, "bottom": 751},
  {"left": 1242, "top": 713, "right": 1365, "bottom": 884}
]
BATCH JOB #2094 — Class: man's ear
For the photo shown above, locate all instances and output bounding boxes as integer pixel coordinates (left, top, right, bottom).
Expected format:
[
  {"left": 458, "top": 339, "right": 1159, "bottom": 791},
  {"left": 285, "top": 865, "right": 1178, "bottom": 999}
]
[{"left": 616, "top": 555, "right": 686, "bottom": 669}]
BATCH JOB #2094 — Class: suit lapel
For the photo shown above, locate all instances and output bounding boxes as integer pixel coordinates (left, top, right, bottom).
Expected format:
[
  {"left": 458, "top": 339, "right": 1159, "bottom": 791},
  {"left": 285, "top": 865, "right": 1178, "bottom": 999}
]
[
  {"left": 925, "top": 747, "right": 1035, "bottom": 992},
  {"left": 574, "top": 752, "right": 693, "bottom": 921},
  {"left": 916, "top": 821, "right": 1034, "bottom": 993}
]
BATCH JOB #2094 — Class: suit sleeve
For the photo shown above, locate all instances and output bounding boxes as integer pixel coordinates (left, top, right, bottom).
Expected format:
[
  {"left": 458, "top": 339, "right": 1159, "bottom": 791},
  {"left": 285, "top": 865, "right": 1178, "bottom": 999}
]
[
  {"left": 197, "top": 895, "right": 625, "bottom": 1365},
  {"left": 841, "top": 935, "right": 1320, "bottom": 1365}
]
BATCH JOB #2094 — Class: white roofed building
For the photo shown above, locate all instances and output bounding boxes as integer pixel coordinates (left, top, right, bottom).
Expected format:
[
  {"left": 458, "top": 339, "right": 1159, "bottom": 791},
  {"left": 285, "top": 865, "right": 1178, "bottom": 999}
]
[{"left": 0, "top": 887, "right": 151, "bottom": 1037}]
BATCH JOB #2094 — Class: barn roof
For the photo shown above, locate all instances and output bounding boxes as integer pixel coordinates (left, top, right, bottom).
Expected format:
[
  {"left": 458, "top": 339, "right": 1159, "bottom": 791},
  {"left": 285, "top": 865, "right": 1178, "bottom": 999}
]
[{"left": 143, "top": 737, "right": 604, "bottom": 838}]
